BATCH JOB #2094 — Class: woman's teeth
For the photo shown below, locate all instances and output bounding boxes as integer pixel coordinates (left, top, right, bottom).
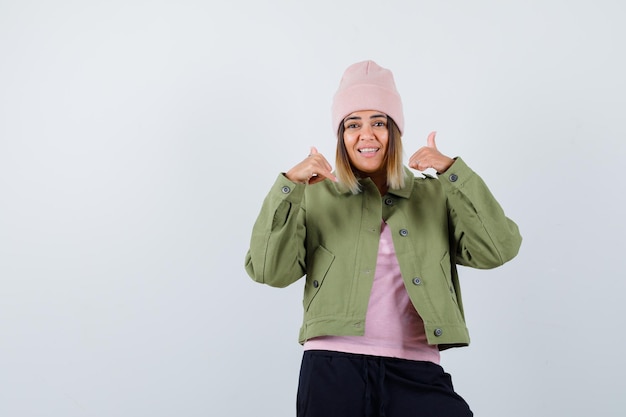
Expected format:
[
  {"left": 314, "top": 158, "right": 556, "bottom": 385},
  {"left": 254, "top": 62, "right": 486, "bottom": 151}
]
[{"left": 359, "top": 148, "right": 378, "bottom": 153}]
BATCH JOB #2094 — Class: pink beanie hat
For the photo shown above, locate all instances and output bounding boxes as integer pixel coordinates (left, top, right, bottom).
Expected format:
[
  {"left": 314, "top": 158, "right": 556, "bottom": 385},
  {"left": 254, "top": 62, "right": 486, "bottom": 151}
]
[{"left": 331, "top": 60, "right": 404, "bottom": 134}]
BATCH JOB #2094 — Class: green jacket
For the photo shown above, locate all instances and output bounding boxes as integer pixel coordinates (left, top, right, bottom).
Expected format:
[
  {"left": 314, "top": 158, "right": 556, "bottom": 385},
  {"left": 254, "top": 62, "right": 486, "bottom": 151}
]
[{"left": 245, "top": 158, "right": 521, "bottom": 350}]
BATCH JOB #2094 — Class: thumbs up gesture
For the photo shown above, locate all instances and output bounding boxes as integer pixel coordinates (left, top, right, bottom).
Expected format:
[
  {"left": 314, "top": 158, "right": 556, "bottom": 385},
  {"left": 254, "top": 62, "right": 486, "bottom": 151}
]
[
  {"left": 286, "top": 146, "right": 338, "bottom": 185},
  {"left": 408, "top": 131, "right": 454, "bottom": 174}
]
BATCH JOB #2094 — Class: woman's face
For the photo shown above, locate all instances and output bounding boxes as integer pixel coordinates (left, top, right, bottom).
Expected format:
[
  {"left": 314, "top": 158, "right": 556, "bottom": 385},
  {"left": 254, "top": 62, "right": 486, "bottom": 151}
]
[{"left": 342, "top": 110, "right": 389, "bottom": 176}]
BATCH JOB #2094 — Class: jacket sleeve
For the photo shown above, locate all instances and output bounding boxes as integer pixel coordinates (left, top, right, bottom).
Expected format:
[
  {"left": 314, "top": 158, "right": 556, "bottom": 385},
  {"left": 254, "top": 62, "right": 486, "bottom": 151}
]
[
  {"left": 244, "top": 174, "right": 307, "bottom": 287},
  {"left": 441, "top": 157, "right": 522, "bottom": 269}
]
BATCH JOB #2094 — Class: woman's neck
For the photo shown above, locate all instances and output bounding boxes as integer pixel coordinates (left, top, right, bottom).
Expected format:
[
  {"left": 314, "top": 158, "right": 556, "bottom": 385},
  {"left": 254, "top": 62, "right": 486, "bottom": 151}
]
[
  {"left": 374, "top": 180, "right": 388, "bottom": 196},
  {"left": 363, "top": 172, "right": 388, "bottom": 196}
]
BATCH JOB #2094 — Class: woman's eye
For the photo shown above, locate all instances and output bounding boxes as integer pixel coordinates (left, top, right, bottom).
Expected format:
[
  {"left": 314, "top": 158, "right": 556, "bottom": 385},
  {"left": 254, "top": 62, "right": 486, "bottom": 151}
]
[
  {"left": 346, "top": 123, "right": 359, "bottom": 129},
  {"left": 374, "top": 121, "right": 386, "bottom": 127}
]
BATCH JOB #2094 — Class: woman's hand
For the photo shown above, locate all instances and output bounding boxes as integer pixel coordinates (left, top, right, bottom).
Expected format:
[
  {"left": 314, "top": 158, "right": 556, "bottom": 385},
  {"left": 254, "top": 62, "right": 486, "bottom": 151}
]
[
  {"left": 286, "top": 147, "right": 338, "bottom": 185},
  {"left": 408, "top": 131, "right": 454, "bottom": 174}
]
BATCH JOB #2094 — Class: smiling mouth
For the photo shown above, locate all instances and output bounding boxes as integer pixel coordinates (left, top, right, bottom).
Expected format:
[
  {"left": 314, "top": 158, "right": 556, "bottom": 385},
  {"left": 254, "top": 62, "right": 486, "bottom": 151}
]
[{"left": 358, "top": 147, "right": 379, "bottom": 154}]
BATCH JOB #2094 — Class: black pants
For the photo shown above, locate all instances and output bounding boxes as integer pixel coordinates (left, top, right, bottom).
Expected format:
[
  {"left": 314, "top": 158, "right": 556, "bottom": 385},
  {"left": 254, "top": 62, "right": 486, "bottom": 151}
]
[{"left": 297, "top": 350, "right": 473, "bottom": 417}]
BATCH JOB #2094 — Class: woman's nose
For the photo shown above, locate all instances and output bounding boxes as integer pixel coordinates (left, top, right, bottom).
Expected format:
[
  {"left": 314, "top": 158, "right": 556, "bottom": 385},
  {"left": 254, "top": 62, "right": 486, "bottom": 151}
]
[{"left": 359, "top": 125, "right": 374, "bottom": 140}]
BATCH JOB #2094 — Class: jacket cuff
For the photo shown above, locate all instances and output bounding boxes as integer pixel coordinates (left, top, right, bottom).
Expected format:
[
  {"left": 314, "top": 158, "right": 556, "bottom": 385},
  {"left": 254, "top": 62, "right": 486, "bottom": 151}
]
[
  {"left": 271, "top": 173, "right": 306, "bottom": 202},
  {"left": 438, "top": 157, "right": 474, "bottom": 189}
]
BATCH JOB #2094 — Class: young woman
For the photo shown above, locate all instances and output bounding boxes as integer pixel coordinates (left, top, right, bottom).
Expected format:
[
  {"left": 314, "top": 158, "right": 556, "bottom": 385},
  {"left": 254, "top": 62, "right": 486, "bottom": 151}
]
[{"left": 245, "top": 60, "right": 522, "bottom": 417}]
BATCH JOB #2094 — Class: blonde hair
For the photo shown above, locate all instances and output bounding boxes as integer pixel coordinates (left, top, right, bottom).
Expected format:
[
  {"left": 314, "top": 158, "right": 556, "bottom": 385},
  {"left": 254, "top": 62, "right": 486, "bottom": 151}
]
[{"left": 335, "top": 117, "right": 405, "bottom": 194}]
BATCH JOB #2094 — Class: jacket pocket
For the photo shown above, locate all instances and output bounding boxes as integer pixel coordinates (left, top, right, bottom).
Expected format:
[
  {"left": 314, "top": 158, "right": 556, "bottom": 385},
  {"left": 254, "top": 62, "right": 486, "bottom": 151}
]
[
  {"left": 439, "top": 252, "right": 458, "bottom": 305},
  {"left": 303, "top": 245, "right": 335, "bottom": 311}
]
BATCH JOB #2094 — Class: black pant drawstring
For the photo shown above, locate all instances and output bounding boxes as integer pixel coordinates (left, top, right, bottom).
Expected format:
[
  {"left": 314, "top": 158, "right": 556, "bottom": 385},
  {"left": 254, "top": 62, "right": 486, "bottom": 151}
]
[
  {"left": 363, "top": 357, "right": 373, "bottom": 417},
  {"left": 378, "top": 356, "right": 387, "bottom": 417}
]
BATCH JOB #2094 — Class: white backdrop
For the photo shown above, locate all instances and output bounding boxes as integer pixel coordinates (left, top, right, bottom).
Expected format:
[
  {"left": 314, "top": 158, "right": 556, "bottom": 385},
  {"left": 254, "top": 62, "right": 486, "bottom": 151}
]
[{"left": 1, "top": 1, "right": 625, "bottom": 416}]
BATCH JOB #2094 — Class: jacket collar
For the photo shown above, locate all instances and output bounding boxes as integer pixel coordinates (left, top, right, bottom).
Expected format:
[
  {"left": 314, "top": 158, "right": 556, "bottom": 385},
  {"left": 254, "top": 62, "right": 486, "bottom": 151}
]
[
  {"left": 332, "top": 166, "right": 415, "bottom": 198},
  {"left": 387, "top": 167, "right": 415, "bottom": 199}
]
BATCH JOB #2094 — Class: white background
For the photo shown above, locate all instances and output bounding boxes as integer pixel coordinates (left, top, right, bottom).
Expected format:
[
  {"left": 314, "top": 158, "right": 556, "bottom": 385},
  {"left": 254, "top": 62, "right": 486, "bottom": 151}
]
[{"left": 1, "top": 1, "right": 625, "bottom": 416}]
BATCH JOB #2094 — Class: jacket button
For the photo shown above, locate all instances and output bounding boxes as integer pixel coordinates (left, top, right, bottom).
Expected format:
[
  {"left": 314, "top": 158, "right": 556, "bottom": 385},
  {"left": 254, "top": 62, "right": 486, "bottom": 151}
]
[
  {"left": 313, "top": 280, "right": 319, "bottom": 288},
  {"left": 434, "top": 328, "right": 443, "bottom": 337},
  {"left": 384, "top": 197, "right": 394, "bottom": 206},
  {"left": 412, "top": 277, "right": 422, "bottom": 285},
  {"left": 281, "top": 186, "right": 291, "bottom": 194},
  {"left": 399, "top": 229, "right": 409, "bottom": 237},
  {"left": 449, "top": 174, "right": 458, "bottom": 182}
]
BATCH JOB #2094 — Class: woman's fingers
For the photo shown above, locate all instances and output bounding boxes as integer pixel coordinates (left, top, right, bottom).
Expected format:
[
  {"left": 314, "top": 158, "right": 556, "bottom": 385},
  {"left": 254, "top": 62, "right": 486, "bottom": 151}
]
[
  {"left": 286, "top": 147, "right": 337, "bottom": 184},
  {"left": 408, "top": 132, "right": 453, "bottom": 173}
]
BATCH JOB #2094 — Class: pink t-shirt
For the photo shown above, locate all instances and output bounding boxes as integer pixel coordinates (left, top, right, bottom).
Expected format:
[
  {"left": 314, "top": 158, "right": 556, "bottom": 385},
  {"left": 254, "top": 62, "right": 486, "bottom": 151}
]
[{"left": 304, "top": 221, "right": 440, "bottom": 364}]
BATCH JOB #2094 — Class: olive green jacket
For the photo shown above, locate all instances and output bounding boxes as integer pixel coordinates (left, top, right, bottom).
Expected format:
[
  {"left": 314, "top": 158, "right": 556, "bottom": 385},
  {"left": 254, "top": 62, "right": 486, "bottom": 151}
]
[{"left": 245, "top": 158, "right": 521, "bottom": 350}]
